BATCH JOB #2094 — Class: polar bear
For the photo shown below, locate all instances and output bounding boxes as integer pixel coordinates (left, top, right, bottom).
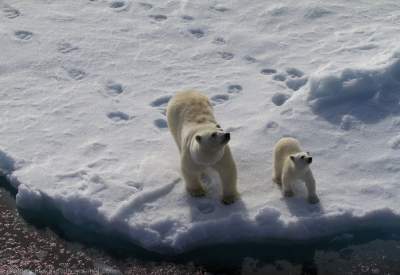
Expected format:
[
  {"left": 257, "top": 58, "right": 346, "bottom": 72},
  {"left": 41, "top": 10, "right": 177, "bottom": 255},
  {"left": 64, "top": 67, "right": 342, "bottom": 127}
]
[
  {"left": 272, "top": 137, "right": 319, "bottom": 204},
  {"left": 167, "top": 90, "right": 238, "bottom": 204}
]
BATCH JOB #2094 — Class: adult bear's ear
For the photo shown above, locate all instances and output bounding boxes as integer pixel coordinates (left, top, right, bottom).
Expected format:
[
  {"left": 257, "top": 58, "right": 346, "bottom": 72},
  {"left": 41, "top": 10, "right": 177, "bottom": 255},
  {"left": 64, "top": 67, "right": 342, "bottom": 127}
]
[
  {"left": 290, "top": 155, "right": 295, "bottom": 162},
  {"left": 195, "top": 135, "right": 202, "bottom": 143}
]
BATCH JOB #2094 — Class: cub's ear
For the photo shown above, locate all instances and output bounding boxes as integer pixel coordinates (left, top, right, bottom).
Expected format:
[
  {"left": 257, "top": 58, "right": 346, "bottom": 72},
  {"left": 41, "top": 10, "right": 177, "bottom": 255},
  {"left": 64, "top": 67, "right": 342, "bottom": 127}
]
[
  {"left": 195, "top": 135, "right": 202, "bottom": 143},
  {"left": 290, "top": 155, "right": 295, "bottom": 162}
]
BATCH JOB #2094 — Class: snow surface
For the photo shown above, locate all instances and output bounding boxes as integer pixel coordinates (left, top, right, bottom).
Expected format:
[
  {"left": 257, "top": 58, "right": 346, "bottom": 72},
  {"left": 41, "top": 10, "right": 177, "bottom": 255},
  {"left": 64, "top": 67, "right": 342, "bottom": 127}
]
[{"left": 1, "top": 0, "right": 400, "bottom": 253}]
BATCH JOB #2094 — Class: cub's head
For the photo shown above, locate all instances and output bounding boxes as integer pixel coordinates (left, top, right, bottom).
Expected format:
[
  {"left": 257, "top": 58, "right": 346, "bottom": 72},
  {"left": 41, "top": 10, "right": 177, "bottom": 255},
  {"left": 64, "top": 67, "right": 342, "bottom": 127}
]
[{"left": 290, "top": 152, "right": 312, "bottom": 169}]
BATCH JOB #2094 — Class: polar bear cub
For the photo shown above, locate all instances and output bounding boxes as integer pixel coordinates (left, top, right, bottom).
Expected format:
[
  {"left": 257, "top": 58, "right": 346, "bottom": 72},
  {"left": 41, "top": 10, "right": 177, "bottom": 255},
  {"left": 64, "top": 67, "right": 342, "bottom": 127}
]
[
  {"left": 166, "top": 90, "right": 238, "bottom": 204},
  {"left": 273, "top": 137, "right": 319, "bottom": 204}
]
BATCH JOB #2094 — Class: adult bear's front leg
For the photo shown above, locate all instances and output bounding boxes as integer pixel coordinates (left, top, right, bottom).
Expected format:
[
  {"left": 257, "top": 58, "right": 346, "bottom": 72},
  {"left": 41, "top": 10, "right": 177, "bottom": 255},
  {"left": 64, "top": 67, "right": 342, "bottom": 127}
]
[
  {"left": 303, "top": 170, "right": 319, "bottom": 204},
  {"left": 213, "top": 146, "right": 238, "bottom": 204},
  {"left": 181, "top": 159, "right": 206, "bottom": 197},
  {"left": 281, "top": 172, "right": 294, "bottom": 198}
]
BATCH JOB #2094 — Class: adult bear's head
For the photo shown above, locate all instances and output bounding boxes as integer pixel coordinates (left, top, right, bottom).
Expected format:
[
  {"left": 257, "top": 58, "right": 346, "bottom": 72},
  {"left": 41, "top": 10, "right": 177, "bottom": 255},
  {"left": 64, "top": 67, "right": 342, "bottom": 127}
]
[
  {"left": 191, "top": 128, "right": 230, "bottom": 165},
  {"left": 289, "top": 152, "right": 312, "bottom": 169}
]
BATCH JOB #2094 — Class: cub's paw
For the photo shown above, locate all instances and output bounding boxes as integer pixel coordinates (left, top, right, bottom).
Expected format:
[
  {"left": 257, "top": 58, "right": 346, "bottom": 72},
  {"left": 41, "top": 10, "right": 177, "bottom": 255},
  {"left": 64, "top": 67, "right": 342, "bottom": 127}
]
[
  {"left": 187, "top": 187, "right": 206, "bottom": 197},
  {"left": 308, "top": 195, "right": 320, "bottom": 204},
  {"left": 283, "top": 190, "right": 294, "bottom": 197},
  {"left": 222, "top": 193, "right": 238, "bottom": 205}
]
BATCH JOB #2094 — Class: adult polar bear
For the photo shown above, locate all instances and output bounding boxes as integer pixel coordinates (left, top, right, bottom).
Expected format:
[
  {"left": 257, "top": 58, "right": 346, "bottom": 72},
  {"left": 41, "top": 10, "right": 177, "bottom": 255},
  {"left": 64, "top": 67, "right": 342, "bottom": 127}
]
[{"left": 167, "top": 90, "right": 238, "bottom": 204}]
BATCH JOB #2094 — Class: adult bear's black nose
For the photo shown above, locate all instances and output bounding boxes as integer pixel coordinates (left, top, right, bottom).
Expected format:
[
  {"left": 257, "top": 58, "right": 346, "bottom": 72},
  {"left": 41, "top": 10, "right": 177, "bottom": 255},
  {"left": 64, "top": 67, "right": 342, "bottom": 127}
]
[
  {"left": 308, "top": 157, "right": 312, "bottom": 164},
  {"left": 224, "top": 132, "right": 230, "bottom": 142}
]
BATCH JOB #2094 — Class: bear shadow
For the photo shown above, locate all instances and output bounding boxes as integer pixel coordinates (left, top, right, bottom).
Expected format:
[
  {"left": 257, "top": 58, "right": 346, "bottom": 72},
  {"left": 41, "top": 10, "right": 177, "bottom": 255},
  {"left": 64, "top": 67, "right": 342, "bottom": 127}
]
[
  {"left": 278, "top": 180, "right": 325, "bottom": 217},
  {"left": 186, "top": 168, "right": 249, "bottom": 223}
]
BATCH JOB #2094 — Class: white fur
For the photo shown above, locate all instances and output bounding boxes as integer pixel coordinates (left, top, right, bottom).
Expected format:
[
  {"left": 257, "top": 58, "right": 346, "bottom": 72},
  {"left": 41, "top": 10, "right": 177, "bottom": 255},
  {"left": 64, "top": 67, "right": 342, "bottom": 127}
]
[
  {"left": 273, "top": 137, "right": 319, "bottom": 204},
  {"left": 167, "top": 90, "right": 238, "bottom": 204}
]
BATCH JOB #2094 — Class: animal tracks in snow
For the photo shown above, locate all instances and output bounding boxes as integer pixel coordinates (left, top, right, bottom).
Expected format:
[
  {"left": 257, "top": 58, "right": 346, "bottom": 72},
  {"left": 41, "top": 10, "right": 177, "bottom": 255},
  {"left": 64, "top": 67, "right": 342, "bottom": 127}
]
[
  {"left": 188, "top": 28, "right": 205, "bottom": 38},
  {"left": 211, "top": 94, "right": 230, "bottom": 105},
  {"left": 286, "top": 67, "right": 304, "bottom": 78},
  {"left": 227, "top": 84, "right": 243, "bottom": 94},
  {"left": 57, "top": 42, "right": 79, "bottom": 54},
  {"left": 14, "top": 31, "right": 33, "bottom": 41},
  {"left": 139, "top": 2, "right": 153, "bottom": 10},
  {"left": 107, "top": 111, "right": 131, "bottom": 122},
  {"left": 182, "top": 15, "right": 194, "bottom": 21},
  {"left": 66, "top": 68, "right": 87, "bottom": 80},
  {"left": 150, "top": 95, "right": 171, "bottom": 112},
  {"left": 265, "top": 121, "right": 280, "bottom": 132},
  {"left": 153, "top": 118, "right": 168, "bottom": 129},
  {"left": 213, "top": 37, "right": 226, "bottom": 45},
  {"left": 271, "top": 92, "right": 290, "bottom": 106},
  {"left": 3, "top": 4, "right": 20, "bottom": 19},
  {"left": 109, "top": 0, "right": 129, "bottom": 11},
  {"left": 149, "top": 14, "right": 167, "bottom": 22},
  {"left": 150, "top": 95, "right": 171, "bottom": 106},
  {"left": 286, "top": 77, "right": 308, "bottom": 91},
  {"left": 209, "top": 5, "right": 230, "bottom": 13},
  {"left": 105, "top": 80, "right": 124, "bottom": 96},
  {"left": 260, "top": 67, "right": 308, "bottom": 106},
  {"left": 210, "top": 83, "right": 243, "bottom": 106},
  {"left": 260, "top": 68, "right": 277, "bottom": 75},
  {"left": 261, "top": 67, "right": 307, "bottom": 90},
  {"left": 244, "top": 55, "right": 257, "bottom": 64},
  {"left": 150, "top": 95, "right": 171, "bottom": 129},
  {"left": 218, "top": 51, "right": 234, "bottom": 60},
  {"left": 273, "top": 73, "right": 287, "bottom": 82},
  {"left": 284, "top": 67, "right": 308, "bottom": 91}
]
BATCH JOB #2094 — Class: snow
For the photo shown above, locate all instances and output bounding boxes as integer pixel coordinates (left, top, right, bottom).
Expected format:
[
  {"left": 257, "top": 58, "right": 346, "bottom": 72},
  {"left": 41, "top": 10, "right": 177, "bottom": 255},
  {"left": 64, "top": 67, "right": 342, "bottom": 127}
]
[
  {"left": 0, "top": 150, "right": 14, "bottom": 175},
  {"left": 1, "top": 0, "right": 400, "bottom": 253},
  {"left": 308, "top": 53, "right": 400, "bottom": 121}
]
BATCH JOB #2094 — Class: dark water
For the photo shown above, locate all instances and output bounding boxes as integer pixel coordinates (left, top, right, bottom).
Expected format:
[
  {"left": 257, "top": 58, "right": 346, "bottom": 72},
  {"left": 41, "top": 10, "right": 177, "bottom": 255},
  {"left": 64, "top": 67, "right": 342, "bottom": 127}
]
[{"left": 1, "top": 175, "right": 400, "bottom": 274}]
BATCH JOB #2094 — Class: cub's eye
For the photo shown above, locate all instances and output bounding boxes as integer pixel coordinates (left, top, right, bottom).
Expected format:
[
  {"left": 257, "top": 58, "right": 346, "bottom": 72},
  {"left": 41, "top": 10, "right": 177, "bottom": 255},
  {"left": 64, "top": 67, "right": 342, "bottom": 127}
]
[
  {"left": 300, "top": 156, "right": 305, "bottom": 159},
  {"left": 211, "top": 132, "right": 217, "bottom": 138}
]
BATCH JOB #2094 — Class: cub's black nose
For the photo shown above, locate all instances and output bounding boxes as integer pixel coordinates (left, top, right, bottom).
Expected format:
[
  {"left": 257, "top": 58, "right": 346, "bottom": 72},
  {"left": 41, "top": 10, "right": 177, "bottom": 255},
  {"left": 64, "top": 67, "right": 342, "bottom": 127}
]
[
  {"left": 308, "top": 157, "right": 312, "bottom": 164},
  {"left": 225, "top": 132, "right": 230, "bottom": 141}
]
